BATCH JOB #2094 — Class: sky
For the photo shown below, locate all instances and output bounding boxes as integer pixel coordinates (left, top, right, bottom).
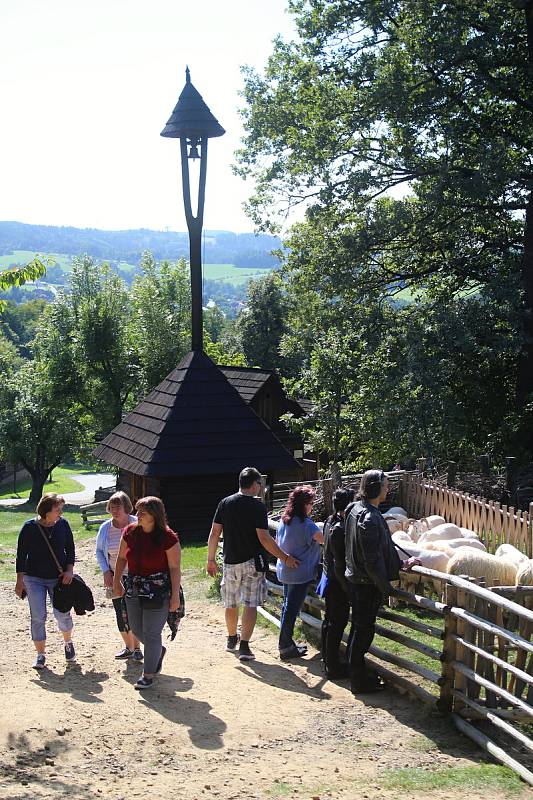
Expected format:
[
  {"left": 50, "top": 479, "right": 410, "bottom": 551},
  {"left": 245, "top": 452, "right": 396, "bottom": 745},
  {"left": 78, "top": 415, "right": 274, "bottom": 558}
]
[{"left": 0, "top": 0, "right": 296, "bottom": 233}]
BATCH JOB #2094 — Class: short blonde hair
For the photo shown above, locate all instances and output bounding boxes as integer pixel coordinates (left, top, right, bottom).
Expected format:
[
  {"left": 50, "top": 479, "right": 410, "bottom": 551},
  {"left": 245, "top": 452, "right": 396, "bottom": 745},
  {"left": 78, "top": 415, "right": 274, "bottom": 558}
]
[
  {"left": 37, "top": 493, "right": 65, "bottom": 517},
  {"left": 106, "top": 491, "right": 133, "bottom": 514}
]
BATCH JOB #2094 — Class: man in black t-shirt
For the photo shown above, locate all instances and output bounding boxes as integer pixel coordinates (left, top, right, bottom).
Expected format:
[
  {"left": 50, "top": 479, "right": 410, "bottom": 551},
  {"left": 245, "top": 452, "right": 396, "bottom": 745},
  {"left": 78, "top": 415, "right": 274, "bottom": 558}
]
[{"left": 207, "top": 467, "right": 298, "bottom": 661}]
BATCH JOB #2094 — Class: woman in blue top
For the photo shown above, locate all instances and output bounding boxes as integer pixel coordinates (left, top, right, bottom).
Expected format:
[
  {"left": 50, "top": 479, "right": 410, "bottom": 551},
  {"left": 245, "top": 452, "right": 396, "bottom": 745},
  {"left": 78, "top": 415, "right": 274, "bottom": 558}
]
[{"left": 276, "top": 485, "right": 324, "bottom": 660}]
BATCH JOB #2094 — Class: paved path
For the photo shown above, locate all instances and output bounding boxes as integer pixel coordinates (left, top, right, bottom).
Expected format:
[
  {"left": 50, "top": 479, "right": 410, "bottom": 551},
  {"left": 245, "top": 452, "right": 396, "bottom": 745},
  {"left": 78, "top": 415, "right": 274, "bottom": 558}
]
[{"left": 0, "top": 472, "right": 115, "bottom": 508}]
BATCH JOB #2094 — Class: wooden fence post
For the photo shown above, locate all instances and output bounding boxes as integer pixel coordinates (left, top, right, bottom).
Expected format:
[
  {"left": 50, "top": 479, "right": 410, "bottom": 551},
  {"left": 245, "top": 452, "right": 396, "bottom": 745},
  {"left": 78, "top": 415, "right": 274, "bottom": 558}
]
[
  {"left": 322, "top": 477, "right": 333, "bottom": 516},
  {"left": 417, "top": 457, "right": 426, "bottom": 476},
  {"left": 438, "top": 583, "right": 458, "bottom": 712},
  {"left": 447, "top": 461, "right": 457, "bottom": 488}
]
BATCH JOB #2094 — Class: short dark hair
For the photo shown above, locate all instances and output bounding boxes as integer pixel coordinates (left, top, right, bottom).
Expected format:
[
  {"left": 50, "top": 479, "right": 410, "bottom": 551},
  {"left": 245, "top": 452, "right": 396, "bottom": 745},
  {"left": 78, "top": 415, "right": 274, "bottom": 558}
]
[
  {"left": 333, "top": 487, "right": 355, "bottom": 513},
  {"left": 239, "top": 467, "right": 262, "bottom": 489},
  {"left": 358, "top": 470, "right": 387, "bottom": 500}
]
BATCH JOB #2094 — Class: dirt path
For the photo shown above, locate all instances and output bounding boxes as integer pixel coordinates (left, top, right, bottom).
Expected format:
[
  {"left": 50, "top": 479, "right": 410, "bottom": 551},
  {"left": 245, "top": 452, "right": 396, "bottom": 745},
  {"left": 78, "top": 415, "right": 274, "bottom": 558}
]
[{"left": 0, "top": 541, "right": 528, "bottom": 800}]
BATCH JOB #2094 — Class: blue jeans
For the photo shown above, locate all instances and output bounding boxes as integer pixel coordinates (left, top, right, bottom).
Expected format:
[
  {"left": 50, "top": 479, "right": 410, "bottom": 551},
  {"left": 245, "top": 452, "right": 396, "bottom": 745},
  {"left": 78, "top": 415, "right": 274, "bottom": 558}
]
[
  {"left": 279, "top": 582, "right": 310, "bottom": 652},
  {"left": 23, "top": 575, "right": 73, "bottom": 642}
]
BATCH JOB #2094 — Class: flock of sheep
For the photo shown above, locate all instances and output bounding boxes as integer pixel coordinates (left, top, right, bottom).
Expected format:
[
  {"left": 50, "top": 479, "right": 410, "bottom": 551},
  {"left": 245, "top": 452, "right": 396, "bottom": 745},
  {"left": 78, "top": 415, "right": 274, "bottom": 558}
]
[{"left": 384, "top": 507, "right": 533, "bottom": 589}]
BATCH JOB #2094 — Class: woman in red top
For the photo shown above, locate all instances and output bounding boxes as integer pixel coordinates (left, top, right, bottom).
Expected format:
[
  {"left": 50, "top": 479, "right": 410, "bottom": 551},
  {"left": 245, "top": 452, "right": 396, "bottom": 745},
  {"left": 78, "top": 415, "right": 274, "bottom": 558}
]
[{"left": 113, "top": 496, "right": 181, "bottom": 690}]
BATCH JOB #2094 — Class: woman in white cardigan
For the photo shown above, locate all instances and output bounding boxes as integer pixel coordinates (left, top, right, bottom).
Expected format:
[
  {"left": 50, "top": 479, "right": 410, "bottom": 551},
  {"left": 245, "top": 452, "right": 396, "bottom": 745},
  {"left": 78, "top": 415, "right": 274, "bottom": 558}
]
[{"left": 95, "top": 492, "right": 142, "bottom": 660}]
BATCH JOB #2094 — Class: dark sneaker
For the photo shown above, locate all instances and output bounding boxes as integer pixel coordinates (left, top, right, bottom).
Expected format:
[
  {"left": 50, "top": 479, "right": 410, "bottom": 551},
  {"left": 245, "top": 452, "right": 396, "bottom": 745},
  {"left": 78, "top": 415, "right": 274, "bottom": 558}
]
[
  {"left": 279, "top": 644, "right": 307, "bottom": 661},
  {"left": 155, "top": 646, "right": 167, "bottom": 675},
  {"left": 238, "top": 642, "right": 255, "bottom": 661},
  {"left": 33, "top": 654, "right": 46, "bottom": 670},
  {"left": 134, "top": 676, "right": 153, "bottom": 690},
  {"left": 226, "top": 634, "right": 239, "bottom": 652},
  {"left": 132, "top": 648, "right": 144, "bottom": 662},
  {"left": 64, "top": 642, "right": 76, "bottom": 662},
  {"left": 115, "top": 647, "right": 133, "bottom": 660}
]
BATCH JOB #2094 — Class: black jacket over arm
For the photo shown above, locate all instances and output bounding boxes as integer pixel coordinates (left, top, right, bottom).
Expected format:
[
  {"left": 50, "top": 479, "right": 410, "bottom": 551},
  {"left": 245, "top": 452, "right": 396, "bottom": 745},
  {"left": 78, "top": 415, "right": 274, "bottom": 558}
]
[{"left": 344, "top": 501, "right": 402, "bottom": 594}]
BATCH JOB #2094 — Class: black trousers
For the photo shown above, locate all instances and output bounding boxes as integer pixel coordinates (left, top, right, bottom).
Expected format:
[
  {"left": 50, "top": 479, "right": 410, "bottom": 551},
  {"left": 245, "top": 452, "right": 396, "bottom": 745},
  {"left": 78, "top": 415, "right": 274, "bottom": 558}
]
[
  {"left": 347, "top": 583, "right": 383, "bottom": 685},
  {"left": 321, "top": 579, "right": 350, "bottom": 673}
]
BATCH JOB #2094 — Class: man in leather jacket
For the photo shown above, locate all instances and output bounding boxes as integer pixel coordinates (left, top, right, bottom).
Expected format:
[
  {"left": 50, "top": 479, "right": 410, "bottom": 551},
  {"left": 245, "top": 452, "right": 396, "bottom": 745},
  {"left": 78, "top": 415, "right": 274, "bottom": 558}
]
[{"left": 345, "top": 470, "right": 418, "bottom": 694}]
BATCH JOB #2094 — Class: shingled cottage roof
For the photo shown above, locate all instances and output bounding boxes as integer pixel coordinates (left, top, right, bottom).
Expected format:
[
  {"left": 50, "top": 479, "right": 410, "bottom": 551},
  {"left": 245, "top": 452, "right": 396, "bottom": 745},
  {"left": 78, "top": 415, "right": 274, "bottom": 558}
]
[{"left": 93, "top": 351, "right": 300, "bottom": 477}]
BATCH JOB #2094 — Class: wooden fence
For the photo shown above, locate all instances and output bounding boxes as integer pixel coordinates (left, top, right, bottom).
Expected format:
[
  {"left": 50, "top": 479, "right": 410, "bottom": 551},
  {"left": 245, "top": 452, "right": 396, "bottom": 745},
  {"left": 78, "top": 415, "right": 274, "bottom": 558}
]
[
  {"left": 399, "top": 472, "right": 533, "bottom": 556},
  {"left": 260, "top": 517, "right": 533, "bottom": 784},
  {"left": 269, "top": 470, "right": 408, "bottom": 515}
]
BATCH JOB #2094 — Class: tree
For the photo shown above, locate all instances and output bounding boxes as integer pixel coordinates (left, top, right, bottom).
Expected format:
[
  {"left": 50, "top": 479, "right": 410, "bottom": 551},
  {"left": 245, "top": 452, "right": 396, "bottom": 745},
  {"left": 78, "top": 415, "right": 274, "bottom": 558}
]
[
  {"left": 237, "top": 0, "right": 533, "bottom": 441},
  {"left": 35, "top": 256, "right": 139, "bottom": 433},
  {"left": 0, "top": 257, "right": 46, "bottom": 312},
  {"left": 130, "top": 253, "right": 191, "bottom": 392},
  {"left": 0, "top": 363, "right": 86, "bottom": 504},
  {"left": 235, "top": 272, "right": 292, "bottom": 372}
]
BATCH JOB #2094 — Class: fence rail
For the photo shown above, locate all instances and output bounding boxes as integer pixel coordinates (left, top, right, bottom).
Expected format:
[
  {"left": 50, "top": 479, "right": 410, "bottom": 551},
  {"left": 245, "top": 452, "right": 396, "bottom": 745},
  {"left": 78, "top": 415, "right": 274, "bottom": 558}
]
[
  {"left": 269, "top": 470, "right": 409, "bottom": 515},
  {"left": 260, "top": 518, "right": 533, "bottom": 785},
  {"left": 399, "top": 473, "right": 533, "bottom": 556}
]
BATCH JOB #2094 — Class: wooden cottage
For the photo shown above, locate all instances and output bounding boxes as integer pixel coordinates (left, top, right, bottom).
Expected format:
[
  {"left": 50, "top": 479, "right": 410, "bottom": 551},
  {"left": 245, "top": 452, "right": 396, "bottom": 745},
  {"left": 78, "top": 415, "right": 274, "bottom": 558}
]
[{"left": 93, "top": 351, "right": 304, "bottom": 540}]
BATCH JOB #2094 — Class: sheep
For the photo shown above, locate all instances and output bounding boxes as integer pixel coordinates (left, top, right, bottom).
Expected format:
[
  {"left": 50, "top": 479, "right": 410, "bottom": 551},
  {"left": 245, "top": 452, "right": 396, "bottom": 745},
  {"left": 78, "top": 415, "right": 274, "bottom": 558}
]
[
  {"left": 393, "top": 541, "right": 450, "bottom": 572},
  {"left": 446, "top": 548, "right": 517, "bottom": 587},
  {"left": 407, "top": 518, "right": 430, "bottom": 542},
  {"left": 495, "top": 543, "right": 528, "bottom": 568},
  {"left": 392, "top": 530, "right": 413, "bottom": 544},
  {"left": 460, "top": 527, "right": 479, "bottom": 539},
  {"left": 515, "top": 560, "right": 533, "bottom": 609},
  {"left": 423, "top": 541, "right": 455, "bottom": 557},
  {"left": 387, "top": 506, "right": 408, "bottom": 517},
  {"left": 386, "top": 518, "right": 404, "bottom": 534},
  {"left": 427, "top": 537, "right": 486, "bottom": 553},
  {"left": 418, "top": 523, "right": 462, "bottom": 543},
  {"left": 425, "top": 515, "right": 447, "bottom": 529}
]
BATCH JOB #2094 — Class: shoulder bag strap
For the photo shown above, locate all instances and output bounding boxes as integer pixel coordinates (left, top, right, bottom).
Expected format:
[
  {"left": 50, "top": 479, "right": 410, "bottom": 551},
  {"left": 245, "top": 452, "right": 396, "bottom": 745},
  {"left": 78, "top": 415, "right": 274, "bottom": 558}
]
[{"left": 36, "top": 522, "right": 64, "bottom": 576}]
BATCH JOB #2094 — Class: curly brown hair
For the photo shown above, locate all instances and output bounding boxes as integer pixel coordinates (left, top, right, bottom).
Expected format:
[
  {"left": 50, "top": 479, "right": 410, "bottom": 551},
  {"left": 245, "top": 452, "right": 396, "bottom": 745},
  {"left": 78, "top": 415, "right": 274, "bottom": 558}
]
[{"left": 282, "top": 485, "right": 316, "bottom": 525}]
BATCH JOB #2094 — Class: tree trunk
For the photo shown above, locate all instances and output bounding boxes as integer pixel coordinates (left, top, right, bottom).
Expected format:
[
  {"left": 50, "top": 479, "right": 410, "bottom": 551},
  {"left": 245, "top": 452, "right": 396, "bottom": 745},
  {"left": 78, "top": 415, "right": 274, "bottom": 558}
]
[
  {"left": 29, "top": 471, "right": 48, "bottom": 507},
  {"left": 516, "top": 4, "right": 533, "bottom": 450}
]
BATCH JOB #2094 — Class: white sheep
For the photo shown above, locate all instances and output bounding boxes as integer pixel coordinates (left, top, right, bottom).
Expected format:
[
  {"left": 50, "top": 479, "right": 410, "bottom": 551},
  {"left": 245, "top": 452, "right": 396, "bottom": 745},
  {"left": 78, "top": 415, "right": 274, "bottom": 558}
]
[
  {"left": 447, "top": 548, "right": 517, "bottom": 586},
  {"left": 460, "top": 527, "right": 479, "bottom": 539},
  {"left": 393, "top": 542, "right": 450, "bottom": 573},
  {"left": 407, "top": 518, "right": 429, "bottom": 542},
  {"left": 427, "top": 537, "right": 486, "bottom": 552},
  {"left": 392, "top": 530, "right": 413, "bottom": 544},
  {"left": 425, "top": 515, "right": 447, "bottom": 529},
  {"left": 387, "top": 506, "right": 408, "bottom": 517},
  {"left": 418, "top": 523, "right": 462, "bottom": 543},
  {"left": 495, "top": 544, "right": 528, "bottom": 567},
  {"left": 386, "top": 518, "right": 404, "bottom": 534},
  {"left": 515, "top": 560, "right": 533, "bottom": 609}
]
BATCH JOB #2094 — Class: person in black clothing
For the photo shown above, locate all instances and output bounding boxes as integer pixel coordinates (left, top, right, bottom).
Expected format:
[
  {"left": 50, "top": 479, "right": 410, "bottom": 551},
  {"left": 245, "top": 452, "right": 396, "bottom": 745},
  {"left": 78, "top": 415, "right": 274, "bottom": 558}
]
[
  {"left": 320, "top": 487, "right": 355, "bottom": 679},
  {"left": 207, "top": 467, "right": 298, "bottom": 662},
  {"left": 14, "top": 493, "right": 77, "bottom": 670},
  {"left": 345, "top": 470, "right": 419, "bottom": 694}
]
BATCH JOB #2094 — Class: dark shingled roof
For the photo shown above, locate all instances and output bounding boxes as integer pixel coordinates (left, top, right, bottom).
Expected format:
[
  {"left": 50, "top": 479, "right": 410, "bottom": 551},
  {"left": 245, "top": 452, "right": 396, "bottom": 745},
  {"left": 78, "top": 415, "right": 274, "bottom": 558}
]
[
  {"left": 93, "top": 351, "right": 300, "bottom": 477},
  {"left": 160, "top": 68, "right": 225, "bottom": 139},
  {"left": 219, "top": 365, "right": 273, "bottom": 403}
]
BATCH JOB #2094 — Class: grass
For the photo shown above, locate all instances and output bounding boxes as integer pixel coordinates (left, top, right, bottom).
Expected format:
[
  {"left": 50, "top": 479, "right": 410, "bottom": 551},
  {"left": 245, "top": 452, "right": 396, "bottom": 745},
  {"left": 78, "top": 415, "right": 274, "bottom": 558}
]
[
  {"left": 203, "top": 263, "right": 272, "bottom": 285},
  {"left": 0, "top": 250, "right": 272, "bottom": 287},
  {"left": 380, "top": 764, "right": 523, "bottom": 794},
  {"left": 0, "top": 464, "right": 95, "bottom": 500},
  {"left": 0, "top": 250, "right": 72, "bottom": 270}
]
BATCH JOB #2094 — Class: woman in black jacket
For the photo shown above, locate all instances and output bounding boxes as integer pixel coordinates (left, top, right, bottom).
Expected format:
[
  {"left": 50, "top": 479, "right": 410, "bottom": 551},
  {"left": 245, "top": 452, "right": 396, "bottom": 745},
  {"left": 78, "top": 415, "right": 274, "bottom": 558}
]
[{"left": 15, "top": 493, "right": 76, "bottom": 670}]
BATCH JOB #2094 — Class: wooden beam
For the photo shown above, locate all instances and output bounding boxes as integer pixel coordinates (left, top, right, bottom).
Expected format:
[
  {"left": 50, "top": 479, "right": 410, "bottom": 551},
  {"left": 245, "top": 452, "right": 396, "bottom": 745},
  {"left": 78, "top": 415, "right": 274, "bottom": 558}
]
[{"left": 453, "top": 714, "right": 533, "bottom": 786}]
